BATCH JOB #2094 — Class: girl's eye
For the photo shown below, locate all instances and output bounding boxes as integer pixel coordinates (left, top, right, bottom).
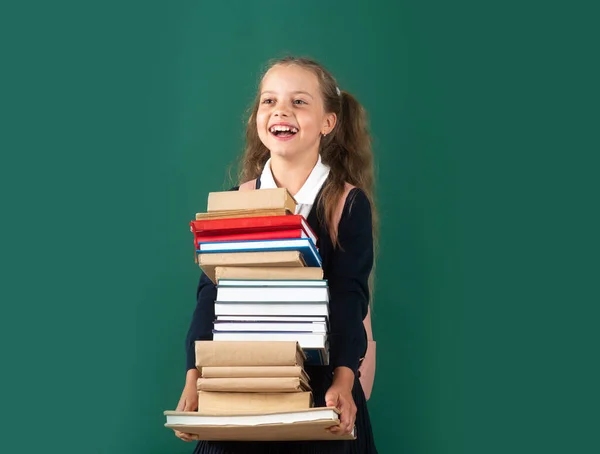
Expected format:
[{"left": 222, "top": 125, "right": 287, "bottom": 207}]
[
  {"left": 293, "top": 99, "right": 307, "bottom": 105},
  {"left": 261, "top": 98, "right": 274, "bottom": 104}
]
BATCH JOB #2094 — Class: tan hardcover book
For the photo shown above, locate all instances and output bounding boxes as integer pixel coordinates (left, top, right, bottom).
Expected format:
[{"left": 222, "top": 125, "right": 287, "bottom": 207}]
[
  {"left": 163, "top": 407, "right": 355, "bottom": 441},
  {"left": 215, "top": 266, "right": 324, "bottom": 282},
  {"left": 196, "top": 391, "right": 313, "bottom": 415},
  {"left": 195, "top": 208, "right": 291, "bottom": 221},
  {"left": 201, "top": 366, "right": 309, "bottom": 383},
  {"left": 207, "top": 188, "right": 297, "bottom": 213},
  {"left": 197, "top": 377, "right": 311, "bottom": 393},
  {"left": 195, "top": 340, "right": 306, "bottom": 368},
  {"left": 198, "top": 250, "right": 306, "bottom": 283}
]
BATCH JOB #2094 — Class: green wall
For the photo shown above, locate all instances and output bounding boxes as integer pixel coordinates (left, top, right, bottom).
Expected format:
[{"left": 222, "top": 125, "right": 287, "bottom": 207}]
[{"left": 2, "top": 1, "right": 598, "bottom": 453}]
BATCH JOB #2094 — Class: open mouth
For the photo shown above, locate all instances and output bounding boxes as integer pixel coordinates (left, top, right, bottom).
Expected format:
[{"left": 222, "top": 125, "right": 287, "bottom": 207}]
[{"left": 269, "top": 125, "right": 299, "bottom": 139}]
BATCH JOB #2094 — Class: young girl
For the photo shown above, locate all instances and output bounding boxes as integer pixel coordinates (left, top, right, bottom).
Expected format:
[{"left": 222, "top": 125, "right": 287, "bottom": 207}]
[{"left": 176, "top": 56, "right": 378, "bottom": 454}]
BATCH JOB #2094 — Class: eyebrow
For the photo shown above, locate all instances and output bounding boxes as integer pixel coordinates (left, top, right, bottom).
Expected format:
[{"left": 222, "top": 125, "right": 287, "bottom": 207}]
[{"left": 260, "top": 90, "right": 314, "bottom": 99}]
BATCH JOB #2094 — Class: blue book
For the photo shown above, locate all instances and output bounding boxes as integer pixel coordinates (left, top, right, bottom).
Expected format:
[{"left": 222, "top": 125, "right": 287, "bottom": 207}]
[{"left": 197, "top": 238, "right": 322, "bottom": 267}]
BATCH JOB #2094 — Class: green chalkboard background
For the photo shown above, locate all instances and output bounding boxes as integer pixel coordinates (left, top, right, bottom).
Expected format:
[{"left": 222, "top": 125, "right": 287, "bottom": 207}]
[{"left": 1, "top": 1, "right": 598, "bottom": 453}]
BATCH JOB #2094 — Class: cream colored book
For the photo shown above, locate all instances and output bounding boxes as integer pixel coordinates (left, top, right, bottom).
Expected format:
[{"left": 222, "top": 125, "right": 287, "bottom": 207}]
[
  {"left": 195, "top": 340, "right": 306, "bottom": 368},
  {"left": 196, "top": 391, "right": 313, "bottom": 415},
  {"left": 201, "top": 366, "right": 309, "bottom": 383},
  {"left": 207, "top": 188, "right": 296, "bottom": 213},
  {"left": 195, "top": 208, "right": 291, "bottom": 220},
  {"left": 197, "top": 377, "right": 311, "bottom": 393},
  {"left": 215, "top": 266, "right": 323, "bottom": 282},
  {"left": 198, "top": 250, "right": 306, "bottom": 283}
]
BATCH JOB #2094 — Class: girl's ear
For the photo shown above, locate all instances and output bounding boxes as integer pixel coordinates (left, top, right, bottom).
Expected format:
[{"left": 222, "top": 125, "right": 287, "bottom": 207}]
[{"left": 322, "top": 113, "right": 337, "bottom": 135}]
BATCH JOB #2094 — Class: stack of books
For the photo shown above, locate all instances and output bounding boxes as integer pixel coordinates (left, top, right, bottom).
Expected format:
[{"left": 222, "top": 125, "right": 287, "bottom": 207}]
[
  {"left": 189, "top": 188, "right": 330, "bottom": 365},
  {"left": 194, "top": 340, "right": 312, "bottom": 415},
  {"left": 164, "top": 340, "right": 355, "bottom": 440},
  {"left": 164, "top": 189, "right": 354, "bottom": 441}
]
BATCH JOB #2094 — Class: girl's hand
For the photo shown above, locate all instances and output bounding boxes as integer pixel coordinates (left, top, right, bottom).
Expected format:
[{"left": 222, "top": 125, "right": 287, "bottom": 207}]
[
  {"left": 325, "top": 367, "right": 357, "bottom": 436},
  {"left": 174, "top": 371, "right": 200, "bottom": 442}
]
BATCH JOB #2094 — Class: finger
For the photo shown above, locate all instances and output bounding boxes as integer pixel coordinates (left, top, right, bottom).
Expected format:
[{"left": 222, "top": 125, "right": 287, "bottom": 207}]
[
  {"left": 175, "top": 430, "right": 192, "bottom": 442},
  {"left": 180, "top": 433, "right": 194, "bottom": 442},
  {"left": 342, "top": 417, "right": 352, "bottom": 434},
  {"left": 337, "top": 399, "right": 349, "bottom": 426},
  {"left": 327, "top": 424, "right": 341, "bottom": 434},
  {"left": 338, "top": 401, "right": 355, "bottom": 434},
  {"left": 175, "top": 399, "right": 184, "bottom": 412},
  {"left": 327, "top": 415, "right": 345, "bottom": 434},
  {"left": 184, "top": 397, "right": 198, "bottom": 412},
  {"left": 345, "top": 417, "right": 355, "bottom": 435},
  {"left": 174, "top": 430, "right": 186, "bottom": 441},
  {"left": 344, "top": 408, "right": 357, "bottom": 434},
  {"left": 325, "top": 393, "right": 338, "bottom": 408}
]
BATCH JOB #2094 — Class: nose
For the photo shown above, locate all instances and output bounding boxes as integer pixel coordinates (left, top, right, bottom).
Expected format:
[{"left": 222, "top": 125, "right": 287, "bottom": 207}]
[{"left": 273, "top": 105, "right": 290, "bottom": 117}]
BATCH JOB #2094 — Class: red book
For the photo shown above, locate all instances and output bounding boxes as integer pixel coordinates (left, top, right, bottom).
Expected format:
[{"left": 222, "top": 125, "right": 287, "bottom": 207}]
[
  {"left": 190, "top": 215, "right": 317, "bottom": 244},
  {"left": 196, "top": 229, "right": 308, "bottom": 244}
]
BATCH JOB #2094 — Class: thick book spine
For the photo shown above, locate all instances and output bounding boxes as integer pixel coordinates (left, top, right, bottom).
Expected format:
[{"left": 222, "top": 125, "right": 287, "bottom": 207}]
[
  {"left": 200, "top": 366, "right": 309, "bottom": 382},
  {"left": 191, "top": 215, "right": 307, "bottom": 234},
  {"left": 196, "top": 376, "right": 311, "bottom": 392},
  {"left": 196, "top": 229, "right": 306, "bottom": 243},
  {"left": 195, "top": 340, "right": 305, "bottom": 368},
  {"left": 195, "top": 208, "right": 290, "bottom": 221},
  {"left": 207, "top": 188, "right": 296, "bottom": 213},
  {"left": 214, "top": 266, "right": 324, "bottom": 282},
  {"left": 196, "top": 391, "right": 313, "bottom": 415}
]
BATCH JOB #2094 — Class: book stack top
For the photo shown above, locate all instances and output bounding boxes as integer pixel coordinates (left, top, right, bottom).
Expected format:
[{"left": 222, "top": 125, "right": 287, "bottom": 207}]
[{"left": 191, "top": 188, "right": 322, "bottom": 283}]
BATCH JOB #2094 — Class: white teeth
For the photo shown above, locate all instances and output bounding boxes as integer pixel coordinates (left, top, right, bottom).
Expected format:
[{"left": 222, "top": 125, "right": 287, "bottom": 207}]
[{"left": 270, "top": 125, "right": 298, "bottom": 133}]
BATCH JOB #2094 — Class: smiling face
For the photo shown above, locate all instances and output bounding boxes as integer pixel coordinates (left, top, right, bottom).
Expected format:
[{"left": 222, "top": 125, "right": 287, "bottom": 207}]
[{"left": 256, "top": 64, "right": 336, "bottom": 162}]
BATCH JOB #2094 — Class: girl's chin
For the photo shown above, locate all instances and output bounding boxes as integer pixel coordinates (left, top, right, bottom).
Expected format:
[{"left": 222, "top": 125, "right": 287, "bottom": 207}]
[{"left": 268, "top": 147, "right": 300, "bottom": 158}]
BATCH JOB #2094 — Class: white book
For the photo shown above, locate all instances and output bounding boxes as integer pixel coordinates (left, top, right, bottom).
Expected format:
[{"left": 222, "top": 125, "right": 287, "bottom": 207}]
[
  {"left": 213, "top": 321, "right": 327, "bottom": 333},
  {"left": 216, "top": 286, "right": 329, "bottom": 303},
  {"left": 216, "top": 315, "right": 327, "bottom": 323},
  {"left": 218, "top": 279, "right": 327, "bottom": 287},
  {"left": 214, "top": 303, "right": 329, "bottom": 317},
  {"left": 165, "top": 408, "right": 342, "bottom": 427},
  {"left": 212, "top": 331, "right": 327, "bottom": 349},
  {"left": 164, "top": 407, "right": 355, "bottom": 440}
]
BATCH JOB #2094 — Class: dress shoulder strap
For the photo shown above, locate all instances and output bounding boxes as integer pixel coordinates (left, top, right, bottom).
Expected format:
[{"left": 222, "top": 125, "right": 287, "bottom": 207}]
[{"left": 331, "top": 182, "right": 356, "bottom": 242}]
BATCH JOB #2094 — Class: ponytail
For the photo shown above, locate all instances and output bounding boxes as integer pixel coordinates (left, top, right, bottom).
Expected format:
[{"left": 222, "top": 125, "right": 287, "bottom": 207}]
[{"left": 319, "top": 90, "right": 375, "bottom": 249}]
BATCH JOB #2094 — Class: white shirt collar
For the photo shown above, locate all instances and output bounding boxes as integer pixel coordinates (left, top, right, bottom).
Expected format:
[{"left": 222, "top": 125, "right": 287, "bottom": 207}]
[{"left": 259, "top": 155, "right": 331, "bottom": 216}]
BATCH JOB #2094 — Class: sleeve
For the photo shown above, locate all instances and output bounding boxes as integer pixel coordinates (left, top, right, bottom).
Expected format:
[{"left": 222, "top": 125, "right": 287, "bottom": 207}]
[
  {"left": 184, "top": 271, "right": 217, "bottom": 371},
  {"left": 184, "top": 185, "right": 239, "bottom": 372},
  {"left": 327, "top": 189, "right": 373, "bottom": 375}
]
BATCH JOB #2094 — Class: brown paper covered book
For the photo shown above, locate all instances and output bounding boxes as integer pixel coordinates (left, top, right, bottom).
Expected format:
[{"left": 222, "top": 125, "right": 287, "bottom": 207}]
[
  {"left": 196, "top": 208, "right": 291, "bottom": 221},
  {"left": 207, "top": 188, "right": 297, "bottom": 213},
  {"left": 201, "top": 365, "right": 309, "bottom": 383},
  {"left": 196, "top": 391, "right": 313, "bottom": 415},
  {"left": 197, "top": 376, "right": 311, "bottom": 393},
  {"left": 164, "top": 407, "right": 355, "bottom": 441},
  {"left": 215, "top": 265, "right": 324, "bottom": 282},
  {"left": 198, "top": 250, "right": 306, "bottom": 283},
  {"left": 195, "top": 340, "right": 305, "bottom": 368}
]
